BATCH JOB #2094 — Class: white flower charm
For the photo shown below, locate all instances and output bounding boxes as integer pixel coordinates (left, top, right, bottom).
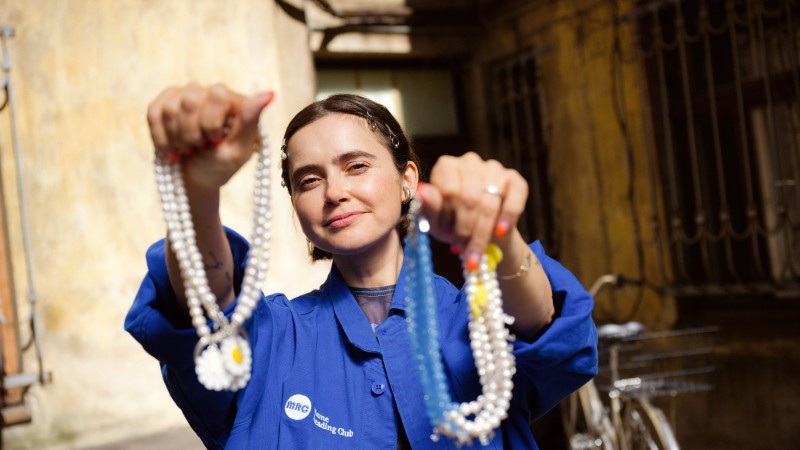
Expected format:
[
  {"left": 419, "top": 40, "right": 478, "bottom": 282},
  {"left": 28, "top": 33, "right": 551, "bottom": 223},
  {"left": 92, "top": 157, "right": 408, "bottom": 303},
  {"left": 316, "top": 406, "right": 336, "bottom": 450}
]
[
  {"left": 221, "top": 335, "right": 252, "bottom": 390},
  {"left": 193, "top": 336, "right": 252, "bottom": 392},
  {"left": 195, "top": 344, "right": 233, "bottom": 391}
]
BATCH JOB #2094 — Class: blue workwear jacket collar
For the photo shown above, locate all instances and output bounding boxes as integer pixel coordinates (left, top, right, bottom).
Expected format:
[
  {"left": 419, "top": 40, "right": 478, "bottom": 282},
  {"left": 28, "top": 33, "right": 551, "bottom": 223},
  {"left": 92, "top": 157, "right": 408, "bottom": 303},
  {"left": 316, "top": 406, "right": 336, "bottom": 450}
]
[{"left": 327, "top": 263, "right": 408, "bottom": 355}]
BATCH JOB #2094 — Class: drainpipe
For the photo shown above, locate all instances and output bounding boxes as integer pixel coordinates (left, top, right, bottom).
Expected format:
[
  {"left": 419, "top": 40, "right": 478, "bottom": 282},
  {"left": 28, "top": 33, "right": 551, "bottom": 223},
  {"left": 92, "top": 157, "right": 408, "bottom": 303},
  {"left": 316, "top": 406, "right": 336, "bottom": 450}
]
[{"left": 0, "top": 25, "right": 50, "bottom": 396}]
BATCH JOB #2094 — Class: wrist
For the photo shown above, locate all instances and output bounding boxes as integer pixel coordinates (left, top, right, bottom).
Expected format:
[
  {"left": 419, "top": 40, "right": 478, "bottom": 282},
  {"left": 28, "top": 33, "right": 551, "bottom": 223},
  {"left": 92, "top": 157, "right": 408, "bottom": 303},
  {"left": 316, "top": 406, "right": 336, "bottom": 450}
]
[
  {"left": 183, "top": 179, "right": 222, "bottom": 224},
  {"left": 494, "top": 228, "right": 536, "bottom": 280}
]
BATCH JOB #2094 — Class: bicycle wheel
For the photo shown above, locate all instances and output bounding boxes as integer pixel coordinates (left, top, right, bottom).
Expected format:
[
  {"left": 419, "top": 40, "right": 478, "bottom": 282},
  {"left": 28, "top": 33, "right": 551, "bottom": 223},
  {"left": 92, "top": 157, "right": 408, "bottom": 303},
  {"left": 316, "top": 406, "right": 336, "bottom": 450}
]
[
  {"left": 621, "top": 398, "right": 679, "bottom": 450},
  {"left": 561, "top": 381, "right": 617, "bottom": 449}
]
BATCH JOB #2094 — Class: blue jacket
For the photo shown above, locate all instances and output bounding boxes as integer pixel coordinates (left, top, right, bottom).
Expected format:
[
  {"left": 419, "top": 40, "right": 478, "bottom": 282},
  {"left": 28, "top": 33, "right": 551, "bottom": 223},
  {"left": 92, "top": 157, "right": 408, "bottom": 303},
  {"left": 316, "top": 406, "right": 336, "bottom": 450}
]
[{"left": 125, "top": 229, "right": 597, "bottom": 449}]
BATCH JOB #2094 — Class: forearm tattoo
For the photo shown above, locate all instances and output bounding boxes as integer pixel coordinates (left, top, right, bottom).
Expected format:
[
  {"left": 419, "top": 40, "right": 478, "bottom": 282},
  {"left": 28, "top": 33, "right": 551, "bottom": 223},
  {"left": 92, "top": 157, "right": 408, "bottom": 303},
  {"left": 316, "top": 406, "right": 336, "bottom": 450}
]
[{"left": 205, "top": 251, "right": 224, "bottom": 271}]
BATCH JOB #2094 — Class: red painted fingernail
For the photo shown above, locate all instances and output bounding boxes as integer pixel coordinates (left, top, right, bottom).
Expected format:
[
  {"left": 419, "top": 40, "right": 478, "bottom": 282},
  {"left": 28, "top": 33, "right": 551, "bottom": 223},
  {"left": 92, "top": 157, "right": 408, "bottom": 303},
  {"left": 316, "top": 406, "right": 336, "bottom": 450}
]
[
  {"left": 449, "top": 243, "right": 461, "bottom": 255},
  {"left": 465, "top": 252, "right": 480, "bottom": 272},
  {"left": 495, "top": 219, "right": 510, "bottom": 238},
  {"left": 168, "top": 152, "right": 179, "bottom": 163}
]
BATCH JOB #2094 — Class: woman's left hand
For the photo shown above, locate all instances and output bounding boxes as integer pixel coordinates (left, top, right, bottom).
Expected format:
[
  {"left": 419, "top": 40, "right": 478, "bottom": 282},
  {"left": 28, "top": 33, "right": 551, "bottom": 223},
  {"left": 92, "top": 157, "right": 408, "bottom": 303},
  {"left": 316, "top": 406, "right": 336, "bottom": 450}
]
[{"left": 417, "top": 152, "right": 529, "bottom": 271}]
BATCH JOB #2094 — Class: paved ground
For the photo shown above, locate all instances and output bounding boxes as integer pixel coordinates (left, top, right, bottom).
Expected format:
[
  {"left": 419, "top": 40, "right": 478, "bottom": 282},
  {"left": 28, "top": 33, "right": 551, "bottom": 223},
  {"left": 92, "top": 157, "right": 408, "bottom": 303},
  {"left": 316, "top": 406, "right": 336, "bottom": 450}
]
[{"left": 80, "top": 427, "right": 202, "bottom": 450}]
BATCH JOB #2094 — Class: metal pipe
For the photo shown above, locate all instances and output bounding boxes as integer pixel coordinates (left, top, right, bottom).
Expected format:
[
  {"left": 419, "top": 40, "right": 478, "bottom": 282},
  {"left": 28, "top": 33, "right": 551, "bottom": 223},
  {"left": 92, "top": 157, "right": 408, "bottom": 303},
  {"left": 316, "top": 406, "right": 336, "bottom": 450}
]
[{"left": 1, "top": 25, "right": 47, "bottom": 384}]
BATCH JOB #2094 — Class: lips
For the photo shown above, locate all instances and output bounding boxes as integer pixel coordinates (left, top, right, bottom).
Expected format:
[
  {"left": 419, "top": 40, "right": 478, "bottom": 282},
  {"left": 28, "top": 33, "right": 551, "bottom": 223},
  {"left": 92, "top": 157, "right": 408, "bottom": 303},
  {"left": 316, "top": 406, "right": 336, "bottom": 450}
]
[{"left": 324, "top": 212, "right": 363, "bottom": 229}]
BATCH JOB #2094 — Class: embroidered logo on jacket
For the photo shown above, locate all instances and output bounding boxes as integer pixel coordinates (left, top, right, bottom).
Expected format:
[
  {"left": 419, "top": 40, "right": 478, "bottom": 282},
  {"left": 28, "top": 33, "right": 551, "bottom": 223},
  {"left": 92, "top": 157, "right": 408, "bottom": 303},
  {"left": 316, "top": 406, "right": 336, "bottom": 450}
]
[
  {"left": 284, "top": 394, "right": 312, "bottom": 420},
  {"left": 284, "top": 393, "right": 354, "bottom": 438},
  {"left": 313, "top": 408, "right": 354, "bottom": 438}
]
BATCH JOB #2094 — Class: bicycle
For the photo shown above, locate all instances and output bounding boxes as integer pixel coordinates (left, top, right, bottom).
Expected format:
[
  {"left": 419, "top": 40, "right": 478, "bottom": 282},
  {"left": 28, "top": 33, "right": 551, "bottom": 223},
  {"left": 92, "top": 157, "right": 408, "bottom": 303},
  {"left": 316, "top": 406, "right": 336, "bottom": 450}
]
[{"left": 561, "top": 274, "right": 716, "bottom": 450}]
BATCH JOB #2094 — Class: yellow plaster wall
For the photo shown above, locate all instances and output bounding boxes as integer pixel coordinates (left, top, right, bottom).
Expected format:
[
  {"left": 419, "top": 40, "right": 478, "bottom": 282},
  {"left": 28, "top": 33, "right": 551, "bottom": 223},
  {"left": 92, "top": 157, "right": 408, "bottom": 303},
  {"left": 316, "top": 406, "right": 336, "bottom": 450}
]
[
  {"left": 0, "top": 0, "right": 328, "bottom": 447},
  {"left": 470, "top": 0, "right": 675, "bottom": 326}
]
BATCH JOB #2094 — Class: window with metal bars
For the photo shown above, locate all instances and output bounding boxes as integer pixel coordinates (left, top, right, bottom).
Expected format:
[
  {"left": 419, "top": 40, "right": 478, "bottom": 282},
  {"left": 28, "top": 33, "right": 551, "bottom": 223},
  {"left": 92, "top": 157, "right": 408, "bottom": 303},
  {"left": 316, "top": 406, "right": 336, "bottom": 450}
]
[
  {"left": 634, "top": 0, "right": 799, "bottom": 294},
  {"left": 486, "top": 49, "right": 557, "bottom": 255}
]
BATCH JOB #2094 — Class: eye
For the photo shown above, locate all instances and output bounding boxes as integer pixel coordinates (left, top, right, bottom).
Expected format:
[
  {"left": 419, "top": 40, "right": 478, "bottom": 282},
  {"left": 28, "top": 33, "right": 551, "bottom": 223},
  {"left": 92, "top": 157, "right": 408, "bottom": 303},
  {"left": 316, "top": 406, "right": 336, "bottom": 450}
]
[
  {"left": 347, "top": 162, "right": 369, "bottom": 173},
  {"left": 298, "top": 176, "right": 321, "bottom": 190}
]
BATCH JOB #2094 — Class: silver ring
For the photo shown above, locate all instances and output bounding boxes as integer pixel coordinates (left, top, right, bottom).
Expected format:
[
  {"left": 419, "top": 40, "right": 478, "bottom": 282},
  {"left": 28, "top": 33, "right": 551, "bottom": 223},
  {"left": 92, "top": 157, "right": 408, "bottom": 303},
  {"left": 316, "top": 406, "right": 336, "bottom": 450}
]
[{"left": 484, "top": 184, "right": 503, "bottom": 197}]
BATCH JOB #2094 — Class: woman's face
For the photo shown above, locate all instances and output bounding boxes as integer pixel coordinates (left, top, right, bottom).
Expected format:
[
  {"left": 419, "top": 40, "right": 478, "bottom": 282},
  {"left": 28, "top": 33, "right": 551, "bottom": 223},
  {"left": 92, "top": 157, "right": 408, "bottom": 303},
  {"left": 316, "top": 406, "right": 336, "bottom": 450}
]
[{"left": 286, "top": 113, "right": 417, "bottom": 258}]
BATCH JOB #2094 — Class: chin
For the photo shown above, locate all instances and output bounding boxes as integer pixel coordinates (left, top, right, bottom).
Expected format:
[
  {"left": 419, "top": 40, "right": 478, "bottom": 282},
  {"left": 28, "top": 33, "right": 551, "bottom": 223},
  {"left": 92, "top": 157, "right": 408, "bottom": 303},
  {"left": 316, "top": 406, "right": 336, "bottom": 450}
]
[
  {"left": 314, "top": 240, "right": 371, "bottom": 257},
  {"left": 312, "top": 230, "right": 398, "bottom": 258}
]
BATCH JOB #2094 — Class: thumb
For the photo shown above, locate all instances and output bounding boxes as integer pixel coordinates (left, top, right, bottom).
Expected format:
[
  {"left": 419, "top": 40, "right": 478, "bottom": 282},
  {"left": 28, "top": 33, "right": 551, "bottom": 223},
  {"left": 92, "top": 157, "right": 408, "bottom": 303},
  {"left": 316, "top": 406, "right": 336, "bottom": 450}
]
[
  {"left": 417, "top": 182, "right": 445, "bottom": 233},
  {"left": 241, "top": 90, "right": 275, "bottom": 126}
]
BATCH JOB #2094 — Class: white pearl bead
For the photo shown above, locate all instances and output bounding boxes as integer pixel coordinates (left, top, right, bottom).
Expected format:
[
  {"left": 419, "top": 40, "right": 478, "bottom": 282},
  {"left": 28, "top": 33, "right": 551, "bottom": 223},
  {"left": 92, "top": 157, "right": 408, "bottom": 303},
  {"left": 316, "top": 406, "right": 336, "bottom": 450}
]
[{"left": 192, "top": 315, "right": 207, "bottom": 328}]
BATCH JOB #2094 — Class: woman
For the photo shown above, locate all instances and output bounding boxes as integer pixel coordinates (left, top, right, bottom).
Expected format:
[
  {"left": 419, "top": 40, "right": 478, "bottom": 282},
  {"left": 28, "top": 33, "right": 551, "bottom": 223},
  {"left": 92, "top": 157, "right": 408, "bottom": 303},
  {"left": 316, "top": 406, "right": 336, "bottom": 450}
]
[{"left": 126, "top": 83, "right": 597, "bottom": 449}]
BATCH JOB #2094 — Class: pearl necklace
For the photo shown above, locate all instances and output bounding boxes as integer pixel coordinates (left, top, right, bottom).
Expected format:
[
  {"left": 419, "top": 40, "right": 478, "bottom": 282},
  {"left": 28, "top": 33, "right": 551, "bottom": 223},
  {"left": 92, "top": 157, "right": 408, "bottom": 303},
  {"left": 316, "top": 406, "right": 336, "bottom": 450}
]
[
  {"left": 403, "top": 198, "right": 516, "bottom": 446},
  {"left": 153, "top": 126, "right": 272, "bottom": 391}
]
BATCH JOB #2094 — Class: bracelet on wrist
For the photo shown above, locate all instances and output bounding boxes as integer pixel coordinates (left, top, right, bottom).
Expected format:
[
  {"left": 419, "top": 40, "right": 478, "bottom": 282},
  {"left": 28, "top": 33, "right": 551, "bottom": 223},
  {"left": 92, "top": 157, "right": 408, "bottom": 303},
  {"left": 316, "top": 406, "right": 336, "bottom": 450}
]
[{"left": 498, "top": 250, "right": 534, "bottom": 280}]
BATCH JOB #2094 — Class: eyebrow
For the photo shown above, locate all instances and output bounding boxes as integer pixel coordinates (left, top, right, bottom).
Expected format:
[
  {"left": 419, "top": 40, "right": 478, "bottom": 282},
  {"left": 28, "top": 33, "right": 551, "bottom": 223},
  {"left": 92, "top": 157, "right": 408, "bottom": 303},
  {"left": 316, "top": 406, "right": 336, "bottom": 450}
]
[{"left": 290, "top": 150, "right": 378, "bottom": 182}]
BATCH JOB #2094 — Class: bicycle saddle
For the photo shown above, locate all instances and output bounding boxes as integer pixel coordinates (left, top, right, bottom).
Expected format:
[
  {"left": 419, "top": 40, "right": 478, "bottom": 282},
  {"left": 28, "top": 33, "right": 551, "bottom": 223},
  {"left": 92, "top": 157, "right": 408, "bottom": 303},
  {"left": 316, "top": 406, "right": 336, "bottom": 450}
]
[{"left": 597, "top": 321, "right": 645, "bottom": 340}]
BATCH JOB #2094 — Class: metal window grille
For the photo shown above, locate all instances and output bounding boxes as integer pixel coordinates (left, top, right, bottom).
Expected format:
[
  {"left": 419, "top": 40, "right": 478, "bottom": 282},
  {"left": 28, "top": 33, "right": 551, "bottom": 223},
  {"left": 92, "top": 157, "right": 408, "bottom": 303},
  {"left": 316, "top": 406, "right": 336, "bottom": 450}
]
[
  {"left": 624, "top": 0, "right": 800, "bottom": 295},
  {"left": 487, "top": 48, "right": 558, "bottom": 254}
]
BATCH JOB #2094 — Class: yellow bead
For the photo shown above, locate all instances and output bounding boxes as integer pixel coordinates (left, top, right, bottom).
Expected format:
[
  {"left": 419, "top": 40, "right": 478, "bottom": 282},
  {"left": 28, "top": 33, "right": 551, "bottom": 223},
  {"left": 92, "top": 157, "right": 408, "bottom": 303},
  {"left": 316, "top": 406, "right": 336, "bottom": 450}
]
[
  {"left": 486, "top": 244, "right": 503, "bottom": 271},
  {"left": 232, "top": 346, "right": 243, "bottom": 365},
  {"left": 470, "top": 282, "right": 488, "bottom": 318}
]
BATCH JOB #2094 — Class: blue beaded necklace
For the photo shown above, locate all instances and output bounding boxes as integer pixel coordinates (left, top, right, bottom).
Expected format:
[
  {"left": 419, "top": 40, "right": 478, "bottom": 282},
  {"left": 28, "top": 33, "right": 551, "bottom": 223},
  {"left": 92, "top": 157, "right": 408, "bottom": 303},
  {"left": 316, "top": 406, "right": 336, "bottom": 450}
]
[{"left": 403, "top": 198, "right": 517, "bottom": 446}]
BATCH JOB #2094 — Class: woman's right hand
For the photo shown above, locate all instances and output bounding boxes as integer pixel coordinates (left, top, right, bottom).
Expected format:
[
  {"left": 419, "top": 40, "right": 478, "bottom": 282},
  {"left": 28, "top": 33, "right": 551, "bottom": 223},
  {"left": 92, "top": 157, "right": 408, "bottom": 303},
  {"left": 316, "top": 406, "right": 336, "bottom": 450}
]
[{"left": 146, "top": 82, "right": 274, "bottom": 194}]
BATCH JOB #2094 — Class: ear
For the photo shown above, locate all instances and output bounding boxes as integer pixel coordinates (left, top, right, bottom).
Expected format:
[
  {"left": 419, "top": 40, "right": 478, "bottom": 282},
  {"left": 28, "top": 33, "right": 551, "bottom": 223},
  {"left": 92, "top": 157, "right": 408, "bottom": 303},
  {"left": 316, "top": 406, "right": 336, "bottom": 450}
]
[{"left": 402, "top": 161, "right": 419, "bottom": 194}]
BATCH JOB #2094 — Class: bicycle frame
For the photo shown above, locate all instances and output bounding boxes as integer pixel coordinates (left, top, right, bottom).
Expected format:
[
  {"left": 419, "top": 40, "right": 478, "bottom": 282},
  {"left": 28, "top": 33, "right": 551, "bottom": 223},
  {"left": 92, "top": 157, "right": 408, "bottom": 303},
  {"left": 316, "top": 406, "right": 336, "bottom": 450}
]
[{"left": 561, "top": 274, "right": 680, "bottom": 450}]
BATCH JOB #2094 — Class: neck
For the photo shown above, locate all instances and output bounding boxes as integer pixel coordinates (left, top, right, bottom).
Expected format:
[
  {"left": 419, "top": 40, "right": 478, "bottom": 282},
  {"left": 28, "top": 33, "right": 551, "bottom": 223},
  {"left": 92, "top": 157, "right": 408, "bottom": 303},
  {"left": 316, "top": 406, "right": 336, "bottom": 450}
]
[{"left": 333, "top": 231, "right": 404, "bottom": 288}]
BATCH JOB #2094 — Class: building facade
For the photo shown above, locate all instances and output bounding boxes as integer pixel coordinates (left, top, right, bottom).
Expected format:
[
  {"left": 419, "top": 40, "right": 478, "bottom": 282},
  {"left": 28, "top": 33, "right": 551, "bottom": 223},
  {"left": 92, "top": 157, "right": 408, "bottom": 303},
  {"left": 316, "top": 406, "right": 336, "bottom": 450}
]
[{"left": 0, "top": 0, "right": 797, "bottom": 448}]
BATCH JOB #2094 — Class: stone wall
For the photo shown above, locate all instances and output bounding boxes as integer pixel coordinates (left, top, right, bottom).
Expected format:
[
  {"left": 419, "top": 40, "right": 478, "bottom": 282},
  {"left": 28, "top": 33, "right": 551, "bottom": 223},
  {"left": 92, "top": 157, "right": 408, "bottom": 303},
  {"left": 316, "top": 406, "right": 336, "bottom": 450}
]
[{"left": 461, "top": 0, "right": 676, "bottom": 326}]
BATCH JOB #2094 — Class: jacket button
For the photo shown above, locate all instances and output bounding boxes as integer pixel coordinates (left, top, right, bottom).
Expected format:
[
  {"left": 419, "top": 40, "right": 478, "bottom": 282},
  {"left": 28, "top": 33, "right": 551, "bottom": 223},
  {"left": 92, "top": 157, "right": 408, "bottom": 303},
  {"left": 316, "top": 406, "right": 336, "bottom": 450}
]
[{"left": 371, "top": 383, "right": 386, "bottom": 395}]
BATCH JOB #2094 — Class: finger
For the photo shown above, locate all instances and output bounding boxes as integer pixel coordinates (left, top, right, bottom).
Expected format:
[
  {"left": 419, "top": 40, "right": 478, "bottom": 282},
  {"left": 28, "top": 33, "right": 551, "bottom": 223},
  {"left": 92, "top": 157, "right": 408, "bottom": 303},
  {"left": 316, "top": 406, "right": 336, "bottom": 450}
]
[
  {"left": 415, "top": 181, "right": 460, "bottom": 254},
  {"left": 417, "top": 182, "right": 463, "bottom": 255},
  {"left": 429, "top": 155, "right": 460, "bottom": 197},
  {"left": 417, "top": 181, "right": 443, "bottom": 228},
  {"left": 463, "top": 184, "right": 504, "bottom": 270},
  {"left": 456, "top": 152, "right": 484, "bottom": 209},
  {"left": 200, "top": 84, "right": 236, "bottom": 146},
  {"left": 147, "top": 90, "right": 172, "bottom": 153},
  {"left": 463, "top": 159, "right": 507, "bottom": 261},
  {"left": 495, "top": 170, "right": 528, "bottom": 238},
  {"left": 447, "top": 153, "right": 483, "bottom": 247},
  {"left": 227, "top": 91, "right": 275, "bottom": 149},
  {"left": 428, "top": 155, "right": 462, "bottom": 240},
  {"left": 241, "top": 91, "right": 275, "bottom": 128},
  {"left": 177, "top": 84, "right": 208, "bottom": 150},
  {"left": 160, "top": 89, "right": 184, "bottom": 153}
]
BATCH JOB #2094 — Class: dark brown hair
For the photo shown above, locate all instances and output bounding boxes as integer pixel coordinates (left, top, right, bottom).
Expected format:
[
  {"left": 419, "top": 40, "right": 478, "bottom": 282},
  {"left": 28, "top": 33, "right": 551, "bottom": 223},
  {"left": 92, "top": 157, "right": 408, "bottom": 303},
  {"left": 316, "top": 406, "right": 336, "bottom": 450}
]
[{"left": 281, "top": 93, "right": 421, "bottom": 261}]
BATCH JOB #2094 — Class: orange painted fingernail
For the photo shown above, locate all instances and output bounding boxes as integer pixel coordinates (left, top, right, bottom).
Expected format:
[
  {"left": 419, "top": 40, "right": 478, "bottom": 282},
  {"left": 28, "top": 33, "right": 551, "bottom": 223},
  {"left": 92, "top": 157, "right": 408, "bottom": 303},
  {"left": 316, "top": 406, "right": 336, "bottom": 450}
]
[
  {"left": 495, "top": 219, "right": 510, "bottom": 238},
  {"left": 465, "top": 252, "right": 480, "bottom": 272}
]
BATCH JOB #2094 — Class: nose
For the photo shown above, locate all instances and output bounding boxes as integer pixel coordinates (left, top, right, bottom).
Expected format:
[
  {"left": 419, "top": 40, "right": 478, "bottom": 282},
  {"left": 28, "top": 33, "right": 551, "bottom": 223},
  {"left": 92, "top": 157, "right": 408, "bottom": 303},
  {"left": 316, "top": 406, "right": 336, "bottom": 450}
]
[{"left": 324, "top": 175, "right": 350, "bottom": 205}]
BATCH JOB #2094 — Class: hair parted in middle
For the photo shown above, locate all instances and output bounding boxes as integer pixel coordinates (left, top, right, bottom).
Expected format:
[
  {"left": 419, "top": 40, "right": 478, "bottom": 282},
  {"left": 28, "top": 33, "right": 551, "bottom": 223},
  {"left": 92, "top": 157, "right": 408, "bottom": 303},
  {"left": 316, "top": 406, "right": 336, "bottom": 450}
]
[{"left": 280, "top": 93, "right": 422, "bottom": 261}]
